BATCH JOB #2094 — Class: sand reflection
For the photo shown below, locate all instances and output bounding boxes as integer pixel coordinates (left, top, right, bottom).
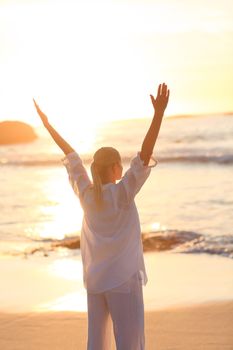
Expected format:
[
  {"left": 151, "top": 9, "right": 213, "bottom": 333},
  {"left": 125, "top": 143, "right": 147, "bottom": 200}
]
[{"left": 34, "top": 258, "right": 87, "bottom": 312}]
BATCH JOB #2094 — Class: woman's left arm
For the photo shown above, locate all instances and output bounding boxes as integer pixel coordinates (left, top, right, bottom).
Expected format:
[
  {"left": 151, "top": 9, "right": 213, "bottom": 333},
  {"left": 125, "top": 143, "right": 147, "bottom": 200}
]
[{"left": 33, "top": 99, "right": 75, "bottom": 155}]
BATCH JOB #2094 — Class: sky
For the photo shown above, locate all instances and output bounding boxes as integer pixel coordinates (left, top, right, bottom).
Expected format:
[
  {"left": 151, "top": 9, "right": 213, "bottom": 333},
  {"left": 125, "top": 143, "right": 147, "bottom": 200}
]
[{"left": 0, "top": 0, "right": 233, "bottom": 129}]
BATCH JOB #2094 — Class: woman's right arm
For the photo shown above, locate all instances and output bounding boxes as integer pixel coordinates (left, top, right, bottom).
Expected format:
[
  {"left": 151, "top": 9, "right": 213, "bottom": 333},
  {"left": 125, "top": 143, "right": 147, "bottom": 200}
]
[
  {"left": 140, "top": 83, "right": 170, "bottom": 165},
  {"left": 33, "top": 99, "right": 75, "bottom": 155}
]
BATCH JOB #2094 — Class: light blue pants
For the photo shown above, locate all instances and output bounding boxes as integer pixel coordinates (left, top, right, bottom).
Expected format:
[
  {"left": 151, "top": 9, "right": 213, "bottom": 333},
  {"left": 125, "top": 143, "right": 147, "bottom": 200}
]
[{"left": 87, "top": 271, "right": 145, "bottom": 350}]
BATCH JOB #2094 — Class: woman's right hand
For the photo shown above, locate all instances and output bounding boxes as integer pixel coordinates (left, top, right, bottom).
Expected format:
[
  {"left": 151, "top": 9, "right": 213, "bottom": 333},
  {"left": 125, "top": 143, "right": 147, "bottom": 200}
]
[{"left": 33, "top": 99, "right": 49, "bottom": 127}]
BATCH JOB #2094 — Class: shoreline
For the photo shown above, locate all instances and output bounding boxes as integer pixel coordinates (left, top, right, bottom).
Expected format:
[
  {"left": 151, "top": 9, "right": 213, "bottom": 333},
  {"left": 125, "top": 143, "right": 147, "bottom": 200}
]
[
  {"left": 0, "top": 300, "right": 232, "bottom": 349},
  {"left": 1, "top": 251, "right": 233, "bottom": 314}
]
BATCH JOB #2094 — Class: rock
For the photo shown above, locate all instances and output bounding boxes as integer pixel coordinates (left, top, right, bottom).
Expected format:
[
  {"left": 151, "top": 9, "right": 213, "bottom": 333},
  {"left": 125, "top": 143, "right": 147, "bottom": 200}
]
[{"left": 0, "top": 120, "right": 38, "bottom": 145}]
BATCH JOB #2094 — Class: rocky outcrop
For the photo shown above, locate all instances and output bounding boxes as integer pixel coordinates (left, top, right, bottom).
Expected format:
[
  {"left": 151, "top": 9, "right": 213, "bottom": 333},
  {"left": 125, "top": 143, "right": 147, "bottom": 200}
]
[{"left": 0, "top": 120, "right": 37, "bottom": 145}]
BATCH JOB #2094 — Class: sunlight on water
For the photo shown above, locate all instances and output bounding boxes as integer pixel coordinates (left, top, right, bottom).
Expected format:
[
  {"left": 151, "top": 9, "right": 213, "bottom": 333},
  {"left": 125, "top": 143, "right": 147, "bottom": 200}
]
[
  {"left": 35, "top": 197, "right": 83, "bottom": 240},
  {"left": 142, "top": 222, "right": 167, "bottom": 233},
  {"left": 151, "top": 222, "right": 166, "bottom": 231},
  {"left": 25, "top": 171, "right": 84, "bottom": 241}
]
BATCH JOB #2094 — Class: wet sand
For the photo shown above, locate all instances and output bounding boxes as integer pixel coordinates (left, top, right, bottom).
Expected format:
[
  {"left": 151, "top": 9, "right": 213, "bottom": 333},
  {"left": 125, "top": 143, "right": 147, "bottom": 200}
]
[{"left": 0, "top": 301, "right": 232, "bottom": 349}]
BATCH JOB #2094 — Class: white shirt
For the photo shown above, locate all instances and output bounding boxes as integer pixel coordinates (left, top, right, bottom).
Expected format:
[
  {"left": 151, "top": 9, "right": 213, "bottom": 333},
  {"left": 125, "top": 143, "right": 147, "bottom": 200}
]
[{"left": 61, "top": 151, "right": 157, "bottom": 293}]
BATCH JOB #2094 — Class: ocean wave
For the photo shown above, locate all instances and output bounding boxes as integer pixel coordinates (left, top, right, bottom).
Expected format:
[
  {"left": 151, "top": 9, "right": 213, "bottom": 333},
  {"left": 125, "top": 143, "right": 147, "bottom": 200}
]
[
  {"left": 1, "top": 154, "right": 233, "bottom": 167},
  {"left": 159, "top": 154, "right": 233, "bottom": 164},
  {"left": 172, "top": 234, "right": 233, "bottom": 259}
]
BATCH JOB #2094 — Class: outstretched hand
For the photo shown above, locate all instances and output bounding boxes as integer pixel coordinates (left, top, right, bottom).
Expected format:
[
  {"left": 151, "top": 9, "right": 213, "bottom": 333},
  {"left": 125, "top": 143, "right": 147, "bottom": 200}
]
[
  {"left": 150, "top": 83, "right": 170, "bottom": 114},
  {"left": 33, "top": 99, "right": 49, "bottom": 127}
]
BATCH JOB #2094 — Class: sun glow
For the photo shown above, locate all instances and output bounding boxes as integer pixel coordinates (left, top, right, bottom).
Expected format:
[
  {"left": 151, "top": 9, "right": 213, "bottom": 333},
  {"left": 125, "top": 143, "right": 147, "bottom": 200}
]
[{"left": 0, "top": 0, "right": 233, "bottom": 126}]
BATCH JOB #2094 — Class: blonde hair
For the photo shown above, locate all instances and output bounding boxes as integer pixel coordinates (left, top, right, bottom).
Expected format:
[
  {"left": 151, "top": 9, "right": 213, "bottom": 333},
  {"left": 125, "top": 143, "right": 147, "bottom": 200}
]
[{"left": 90, "top": 147, "right": 121, "bottom": 210}]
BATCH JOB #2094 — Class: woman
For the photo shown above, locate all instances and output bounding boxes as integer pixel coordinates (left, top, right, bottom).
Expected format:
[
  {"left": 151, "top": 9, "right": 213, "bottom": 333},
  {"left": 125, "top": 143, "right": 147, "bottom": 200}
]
[{"left": 33, "top": 83, "right": 169, "bottom": 350}]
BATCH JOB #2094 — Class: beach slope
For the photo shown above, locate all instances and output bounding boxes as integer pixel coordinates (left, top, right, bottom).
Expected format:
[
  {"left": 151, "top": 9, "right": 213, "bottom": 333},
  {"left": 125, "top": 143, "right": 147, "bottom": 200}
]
[{"left": 0, "top": 301, "right": 232, "bottom": 350}]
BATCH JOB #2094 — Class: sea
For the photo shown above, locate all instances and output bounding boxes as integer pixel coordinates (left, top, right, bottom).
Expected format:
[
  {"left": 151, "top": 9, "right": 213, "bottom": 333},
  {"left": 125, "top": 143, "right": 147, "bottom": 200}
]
[{"left": 0, "top": 113, "right": 233, "bottom": 260}]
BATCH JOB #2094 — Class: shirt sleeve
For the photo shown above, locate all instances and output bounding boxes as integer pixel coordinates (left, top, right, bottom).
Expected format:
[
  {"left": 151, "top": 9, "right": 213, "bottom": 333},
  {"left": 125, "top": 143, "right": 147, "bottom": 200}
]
[
  {"left": 61, "top": 151, "right": 92, "bottom": 198},
  {"left": 116, "top": 151, "right": 158, "bottom": 206}
]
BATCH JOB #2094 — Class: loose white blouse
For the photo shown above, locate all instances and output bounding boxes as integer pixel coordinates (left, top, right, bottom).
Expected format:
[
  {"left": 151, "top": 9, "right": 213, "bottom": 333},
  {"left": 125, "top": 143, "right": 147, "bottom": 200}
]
[{"left": 61, "top": 151, "right": 157, "bottom": 293}]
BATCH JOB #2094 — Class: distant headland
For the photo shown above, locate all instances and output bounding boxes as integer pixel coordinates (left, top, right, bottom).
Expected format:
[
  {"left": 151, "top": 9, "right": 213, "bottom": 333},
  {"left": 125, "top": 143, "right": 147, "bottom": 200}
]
[{"left": 0, "top": 121, "right": 38, "bottom": 145}]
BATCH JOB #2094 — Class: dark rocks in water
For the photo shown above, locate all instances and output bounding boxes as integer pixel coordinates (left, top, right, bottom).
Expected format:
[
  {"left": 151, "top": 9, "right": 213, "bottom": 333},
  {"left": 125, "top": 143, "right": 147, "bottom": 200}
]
[
  {"left": 0, "top": 120, "right": 38, "bottom": 145},
  {"left": 49, "top": 230, "right": 201, "bottom": 253},
  {"left": 23, "top": 230, "right": 202, "bottom": 257},
  {"left": 51, "top": 237, "right": 81, "bottom": 250},
  {"left": 23, "top": 237, "right": 81, "bottom": 257},
  {"left": 24, "top": 230, "right": 232, "bottom": 259},
  {"left": 141, "top": 230, "right": 202, "bottom": 252}
]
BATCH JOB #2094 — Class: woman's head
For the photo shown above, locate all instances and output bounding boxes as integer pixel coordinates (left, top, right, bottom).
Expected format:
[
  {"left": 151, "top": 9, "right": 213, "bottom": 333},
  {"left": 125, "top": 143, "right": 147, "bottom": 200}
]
[{"left": 90, "top": 147, "right": 123, "bottom": 210}]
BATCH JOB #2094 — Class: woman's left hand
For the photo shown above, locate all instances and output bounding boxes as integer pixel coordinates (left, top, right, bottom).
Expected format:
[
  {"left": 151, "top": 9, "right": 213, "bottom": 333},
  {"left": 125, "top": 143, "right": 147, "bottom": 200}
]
[
  {"left": 33, "top": 99, "right": 49, "bottom": 127},
  {"left": 150, "top": 83, "right": 170, "bottom": 114}
]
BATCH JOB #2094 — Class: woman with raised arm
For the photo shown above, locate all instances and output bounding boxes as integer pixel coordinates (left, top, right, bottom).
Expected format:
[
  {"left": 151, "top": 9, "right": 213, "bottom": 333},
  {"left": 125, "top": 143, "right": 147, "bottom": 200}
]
[{"left": 33, "top": 82, "right": 170, "bottom": 350}]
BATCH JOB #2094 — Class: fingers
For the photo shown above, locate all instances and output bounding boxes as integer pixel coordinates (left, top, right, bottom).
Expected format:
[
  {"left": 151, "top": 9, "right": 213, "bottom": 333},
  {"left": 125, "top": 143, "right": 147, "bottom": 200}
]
[
  {"left": 161, "top": 83, "right": 167, "bottom": 96},
  {"left": 157, "top": 84, "right": 162, "bottom": 97},
  {"left": 33, "top": 98, "right": 40, "bottom": 111},
  {"left": 156, "top": 83, "right": 168, "bottom": 97},
  {"left": 150, "top": 94, "right": 155, "bottom": 103},
  {"left": 32, "top": 98, "right": 45, "bottom": 119},
  {"left": 33, "top": 99, "right": 44, "bottom": 117}
]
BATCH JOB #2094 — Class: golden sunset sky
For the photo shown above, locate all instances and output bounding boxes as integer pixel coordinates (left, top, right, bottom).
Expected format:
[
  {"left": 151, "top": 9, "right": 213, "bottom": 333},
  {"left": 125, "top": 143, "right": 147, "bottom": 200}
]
[{"left": 0, "top": 0, "right": 232, "bottom": 128}]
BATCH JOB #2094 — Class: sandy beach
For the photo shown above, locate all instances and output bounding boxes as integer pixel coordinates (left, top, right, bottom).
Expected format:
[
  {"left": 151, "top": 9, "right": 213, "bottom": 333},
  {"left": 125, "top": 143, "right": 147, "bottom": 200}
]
[
  {"left": 1, "top": 251, "right": 233, "bottom": 350},
  {"left": 0, "top": 300, "right": 232, "bottom": 349},
  {"left": 1, "top": 252, "right": 233, "bottom": 349}
]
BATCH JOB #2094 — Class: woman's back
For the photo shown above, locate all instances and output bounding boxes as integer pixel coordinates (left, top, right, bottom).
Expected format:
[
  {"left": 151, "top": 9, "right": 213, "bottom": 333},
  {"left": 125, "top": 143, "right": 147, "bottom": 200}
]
[{"left": 61, "top": 150, "right": 157, "bottom": 292}]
